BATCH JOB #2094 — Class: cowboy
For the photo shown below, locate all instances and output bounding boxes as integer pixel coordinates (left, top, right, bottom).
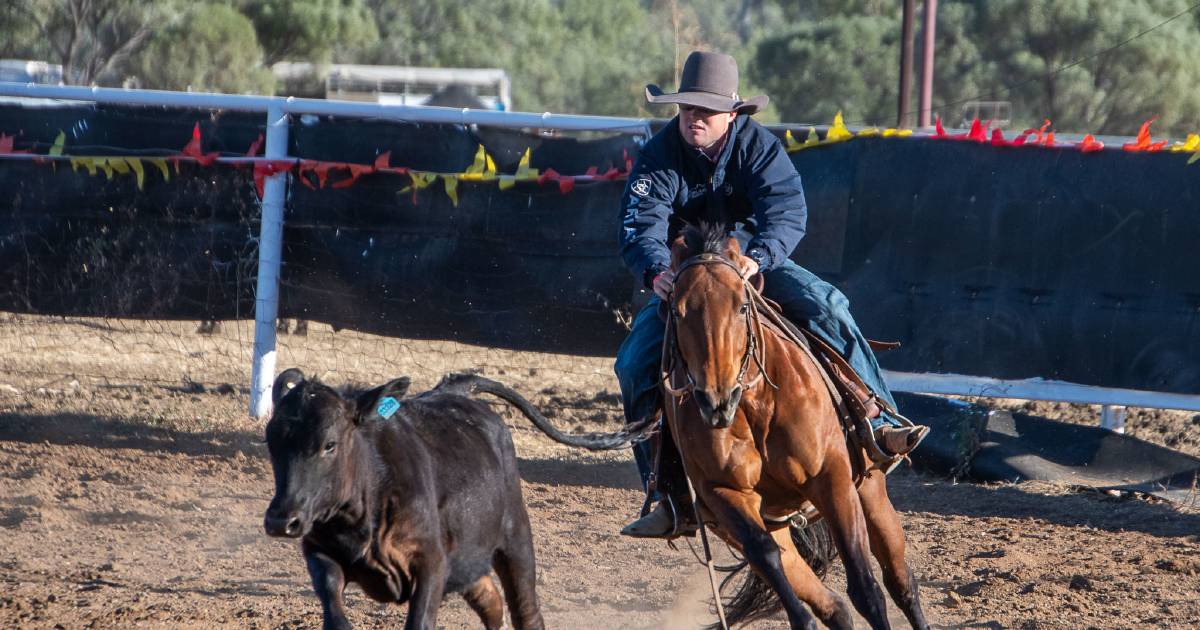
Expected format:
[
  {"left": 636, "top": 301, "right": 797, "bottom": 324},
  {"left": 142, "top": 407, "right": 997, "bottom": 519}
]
[{"left": 616, "top": 51, "right": 929, "bottom": 538}]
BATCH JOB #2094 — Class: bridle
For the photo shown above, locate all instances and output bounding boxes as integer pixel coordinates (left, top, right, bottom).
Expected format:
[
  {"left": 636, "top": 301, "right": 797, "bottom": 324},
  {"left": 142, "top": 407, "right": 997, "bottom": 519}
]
[{"left": 660, "top": 253, "right": 778, "bottom": 400}]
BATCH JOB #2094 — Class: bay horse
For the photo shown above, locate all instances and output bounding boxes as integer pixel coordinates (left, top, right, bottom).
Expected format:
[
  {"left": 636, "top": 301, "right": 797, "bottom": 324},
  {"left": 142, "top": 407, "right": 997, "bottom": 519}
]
[{"left": 662, "top": 223, "right": 927, "bottom": 630}]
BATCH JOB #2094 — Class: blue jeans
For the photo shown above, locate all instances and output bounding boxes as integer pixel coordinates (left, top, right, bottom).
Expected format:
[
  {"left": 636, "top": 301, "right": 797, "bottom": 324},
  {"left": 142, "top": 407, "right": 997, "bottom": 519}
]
[{"left": 614, "top": 259, "right": 900, "bottom": 490}]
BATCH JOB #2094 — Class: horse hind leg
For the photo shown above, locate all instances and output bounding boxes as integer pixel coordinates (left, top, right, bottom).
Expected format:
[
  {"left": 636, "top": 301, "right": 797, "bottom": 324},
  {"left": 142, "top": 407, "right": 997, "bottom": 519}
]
[
  {"left": 807, "top": 468, "right": 891, "bottom": 630},
  {"left": 462, "top": 574, "right": 505, "bottom": 630},
  {"left": 857, "top": 469, "right": 929, "bottom": 630},
  {"left": 706, "top": 487, "right": 820, "bottom": 630}
]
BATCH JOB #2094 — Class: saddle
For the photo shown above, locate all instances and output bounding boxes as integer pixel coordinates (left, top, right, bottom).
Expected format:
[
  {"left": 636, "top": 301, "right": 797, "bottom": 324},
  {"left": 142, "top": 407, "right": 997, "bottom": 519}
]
[{"left": 644, "top": 296, "right": 915, "bottom": 533}]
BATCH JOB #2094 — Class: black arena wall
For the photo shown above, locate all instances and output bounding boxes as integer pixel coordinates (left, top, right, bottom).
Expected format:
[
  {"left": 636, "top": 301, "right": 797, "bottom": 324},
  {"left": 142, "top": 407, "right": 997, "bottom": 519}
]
[{"left": 0, "top": 102, "right": 1196, "bottom": 394}]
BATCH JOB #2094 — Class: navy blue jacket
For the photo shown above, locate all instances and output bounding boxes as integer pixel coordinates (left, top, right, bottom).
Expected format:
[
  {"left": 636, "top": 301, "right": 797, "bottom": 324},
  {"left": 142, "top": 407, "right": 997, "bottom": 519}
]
[{"left": 619, "top": 114, "right": 808, "bottom": 288}]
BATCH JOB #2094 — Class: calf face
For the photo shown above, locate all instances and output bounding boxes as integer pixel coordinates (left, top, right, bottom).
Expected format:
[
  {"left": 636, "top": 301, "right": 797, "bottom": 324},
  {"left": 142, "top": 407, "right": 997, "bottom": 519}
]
[{"left": 263, "top": 368, "right": 409, "bottom": 538}]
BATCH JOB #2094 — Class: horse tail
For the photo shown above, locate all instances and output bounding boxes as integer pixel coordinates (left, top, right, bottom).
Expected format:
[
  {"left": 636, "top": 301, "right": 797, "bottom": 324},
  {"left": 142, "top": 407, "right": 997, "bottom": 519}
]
[
  {"left": 710, "top": 519, "right": 838, "bottom": 629},
  {"left": 434, "top": 373, "right": 658, "bottom": 451}
]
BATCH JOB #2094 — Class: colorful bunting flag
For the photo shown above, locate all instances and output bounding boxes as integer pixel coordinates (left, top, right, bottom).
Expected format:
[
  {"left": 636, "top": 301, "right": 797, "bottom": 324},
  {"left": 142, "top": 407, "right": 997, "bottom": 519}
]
[{"left": 1123, "top": 117, "right": 1168, "bottom": 152}]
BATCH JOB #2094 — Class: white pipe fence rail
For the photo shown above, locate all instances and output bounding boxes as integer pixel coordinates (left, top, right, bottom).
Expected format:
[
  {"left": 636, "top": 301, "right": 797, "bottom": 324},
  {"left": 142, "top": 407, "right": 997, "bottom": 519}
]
[{"left": 1, "top": 81, "right": 1196, "bottom": 422}]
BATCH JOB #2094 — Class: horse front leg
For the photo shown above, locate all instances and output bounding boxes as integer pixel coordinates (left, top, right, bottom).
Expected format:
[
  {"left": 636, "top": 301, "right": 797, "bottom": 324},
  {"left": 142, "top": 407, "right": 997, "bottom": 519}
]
[
  {"left": 857, "top": 469, "right": 929, "bottom": 630},
  {"left": 807, "top": 462, "right": 891, "bottom": 630},
  {"left": 705, "top": 486, "right": 819, "bottom": 630}
]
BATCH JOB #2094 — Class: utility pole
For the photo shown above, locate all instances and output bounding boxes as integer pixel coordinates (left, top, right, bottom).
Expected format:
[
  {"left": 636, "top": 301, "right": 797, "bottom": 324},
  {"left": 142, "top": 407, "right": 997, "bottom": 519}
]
[
  {"left": 919, "top": 0, "right": 938, "bottom": 128},
  {"left": 898, "top": 0, "right": 915, "bottom": 128}
]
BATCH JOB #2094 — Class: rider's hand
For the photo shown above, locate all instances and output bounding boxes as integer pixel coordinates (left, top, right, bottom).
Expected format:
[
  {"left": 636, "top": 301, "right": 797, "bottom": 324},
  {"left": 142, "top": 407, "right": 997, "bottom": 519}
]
[
  {"left": 652, "top": 270, "right": 675, "bottom": 301},
  {"left": 739, "top": 256, "right": 760, "bottom": 279}
]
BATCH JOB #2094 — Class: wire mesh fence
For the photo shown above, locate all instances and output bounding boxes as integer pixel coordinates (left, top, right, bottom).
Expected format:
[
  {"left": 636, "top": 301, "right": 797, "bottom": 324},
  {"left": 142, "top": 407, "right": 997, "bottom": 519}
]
[{"left": 0, "top": 311, "right": 626, "bottom": 433}]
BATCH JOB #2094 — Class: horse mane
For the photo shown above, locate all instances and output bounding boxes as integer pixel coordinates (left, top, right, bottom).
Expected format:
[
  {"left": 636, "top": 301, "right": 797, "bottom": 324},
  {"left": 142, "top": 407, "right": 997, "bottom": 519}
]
[{"left": 679, "top": 221, "right": 732, "bottom": 260}]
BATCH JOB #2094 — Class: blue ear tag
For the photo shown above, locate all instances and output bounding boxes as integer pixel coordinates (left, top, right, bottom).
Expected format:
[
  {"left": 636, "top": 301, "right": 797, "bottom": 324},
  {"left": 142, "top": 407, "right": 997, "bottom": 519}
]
[{"left": 376, "top": 396, "right": 400, "bottom": 420}]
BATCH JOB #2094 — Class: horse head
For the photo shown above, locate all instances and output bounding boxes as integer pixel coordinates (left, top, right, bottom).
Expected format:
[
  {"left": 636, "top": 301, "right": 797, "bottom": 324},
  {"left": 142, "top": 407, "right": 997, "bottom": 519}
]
[{"left": 667, "top": 222, "right": 764, "bottom": 428}]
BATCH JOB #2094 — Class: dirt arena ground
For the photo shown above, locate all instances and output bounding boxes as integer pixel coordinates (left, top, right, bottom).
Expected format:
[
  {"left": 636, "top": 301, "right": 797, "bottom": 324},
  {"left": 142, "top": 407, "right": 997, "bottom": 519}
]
[{"left": 2, "top": 315, "right": 1199, "bottom": 629}]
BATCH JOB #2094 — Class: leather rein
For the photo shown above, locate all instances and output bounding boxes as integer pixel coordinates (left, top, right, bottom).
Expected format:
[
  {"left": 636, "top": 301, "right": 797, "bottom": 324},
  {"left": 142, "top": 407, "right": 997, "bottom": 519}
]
[{"left": 660, "top": 253, "right": 778, "bottom": 400}]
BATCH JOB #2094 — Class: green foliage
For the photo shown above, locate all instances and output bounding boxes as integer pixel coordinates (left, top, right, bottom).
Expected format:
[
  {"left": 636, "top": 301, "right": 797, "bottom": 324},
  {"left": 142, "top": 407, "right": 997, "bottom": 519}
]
[
  {"left": 238, "top": 0, "right": 379, "bottom": 64},
  {"left": 752, "top": 0, "right": 1200, "bottom": 135},
  {"left": 752, "top": 16, "right": 901, "bottom": 126},
  {"left": 0, "top": 0, "right": 166, "bottom": 85},
  {"left": 128, "top": 3, "right": 275, "bottom": 94},
  {"left": 944, "top": 0, "right": 1200, "bottom": 136}
]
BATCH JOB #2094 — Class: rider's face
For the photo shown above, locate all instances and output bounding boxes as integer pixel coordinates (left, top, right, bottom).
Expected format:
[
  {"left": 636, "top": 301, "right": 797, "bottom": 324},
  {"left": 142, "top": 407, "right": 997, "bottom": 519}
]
[{"left": 678, "top": 105, "right": 736, "bottom": 149}]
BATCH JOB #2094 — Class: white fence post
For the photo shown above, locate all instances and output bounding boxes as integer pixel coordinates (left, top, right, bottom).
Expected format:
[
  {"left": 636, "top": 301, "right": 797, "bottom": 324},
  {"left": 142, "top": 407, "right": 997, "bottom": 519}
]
[
  {"left": 1100, "top": 405, "right": 1127, "bottom": 433},
  {"left": 249, "top": 101, "right": 290, "bottom": 419}
]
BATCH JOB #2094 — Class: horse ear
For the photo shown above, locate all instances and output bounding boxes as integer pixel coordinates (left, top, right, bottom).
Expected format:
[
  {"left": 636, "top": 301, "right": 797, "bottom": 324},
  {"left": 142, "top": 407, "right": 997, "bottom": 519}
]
[
  {"left": 723, "top": 236, "right": 742, "bottom": 261},
  {"left": 751, "top": 272, "right": 764, "bottom": 293},
  {"left": 669, "top": 232, "right": 689, "bottom": 269},
  {"left": 355, "top": 377, "right": 412, "bottom": 424},
  {"left": 272, "top": 368, "right": 306, "bottom": 405}
]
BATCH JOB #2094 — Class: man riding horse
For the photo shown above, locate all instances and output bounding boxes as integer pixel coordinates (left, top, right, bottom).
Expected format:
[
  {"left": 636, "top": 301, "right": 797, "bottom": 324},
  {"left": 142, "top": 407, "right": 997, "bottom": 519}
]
[{"left": 616, "top": 51, "right": 929, "bottom": 538}]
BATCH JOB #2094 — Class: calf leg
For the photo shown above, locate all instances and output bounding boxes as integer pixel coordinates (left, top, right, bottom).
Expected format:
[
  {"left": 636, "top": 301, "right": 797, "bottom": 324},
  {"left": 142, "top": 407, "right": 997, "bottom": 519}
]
[
  {"left": 462, "top": 574, "right": 505, "bottom": 630},
  {"left": 303, "top": 545, "right": 352, "bottom": 630},
  {"left": 706, "top": 486, "right": 818, "bottom": 630},
  {"left": 857, "top": 469, "right": 929, "bottom": 630},
  {"left": 404, "top": 556, "right": 447, "bottom": 630},
  {"left": 494, "top": 519, "right": 545, "bottom": 630}
]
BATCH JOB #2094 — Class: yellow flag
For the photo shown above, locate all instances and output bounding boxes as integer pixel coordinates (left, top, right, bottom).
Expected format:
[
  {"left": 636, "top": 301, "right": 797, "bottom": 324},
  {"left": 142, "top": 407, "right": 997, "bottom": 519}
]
[
  {"left": 49, "top": 131, "right": 65, "bottom": 156},
  {"left": 400, "top": 171, "right": 437, "bottom": 194},
  {"left": 825, "top": 112, "right": 854, "bottom": 142},
  {"left": 1169, "top": 134, "right": 1200, "bottom": 152},
  {"left": 108, "top": 157, "right": 131, "bottom": 176},
  {"left": 463, "top": 144, "right": 497, "bottom": 181},
  {"left": 514, "top": 147, "right": 539, "bottom": 180},
  {"left": 126, "top": 158, "right": 146, "bottom": 190},
  {"left": 498, "top": 175, "right": 516, "bottom": 191},
  {"left": 856, "top": 127, "right": 881, "bottom": 137},
  {"left": 148, "top": 158, "right": 170, "bottom": 181},
  {"left": 443, "top": 175, "right": 459, "bottom": 206},
  {"left": 881, "top": 128, "right": 914, "bottom": 137},
  {"left": 70, "top": 157, "right": 98, "bottom": 175},
  {"left": 784, "top": 129, "right": 801, "bottom": 152},
  {"left": 803, "top": 127, "right": 820, "bottom": 147}
]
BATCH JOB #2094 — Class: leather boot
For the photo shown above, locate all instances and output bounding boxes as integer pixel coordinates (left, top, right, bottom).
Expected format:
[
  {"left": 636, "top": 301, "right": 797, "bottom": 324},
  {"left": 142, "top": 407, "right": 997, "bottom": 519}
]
[
  {"left": 620, "top": 502, "right": 698, "bottom": 539},
  {"left": 874, "top": 424, "right": 930, "bottom": 456}
]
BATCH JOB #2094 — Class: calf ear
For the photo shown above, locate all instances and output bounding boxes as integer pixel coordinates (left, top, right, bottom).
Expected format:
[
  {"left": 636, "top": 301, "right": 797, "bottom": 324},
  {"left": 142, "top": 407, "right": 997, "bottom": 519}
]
[
  {"left": 273, "top": 368, "right": 306, "bottom": 405},
  {"left": 355, "top": 377, "right": 412, "bottom": 423}
]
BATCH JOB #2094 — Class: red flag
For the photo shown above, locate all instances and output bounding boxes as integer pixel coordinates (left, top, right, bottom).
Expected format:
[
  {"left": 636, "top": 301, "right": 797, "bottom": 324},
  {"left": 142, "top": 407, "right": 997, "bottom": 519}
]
[
  {"left": 1123, "top": 116, "right": 1168, "bottom": 152},
  {"left": 181, "top": 122, "right": 219, "bottom": 166},
  {"left": 1078, "top": 134, "right": 1104, "bottom": 153},
  {"left": 245, "top": 133, "right": 264, "bottom": 157},
  {"left": 966, "top": 118, "right": 987, "bottom": 142},
  {"left": 253, "top": 160, "right": 295, "bottom": 197}
]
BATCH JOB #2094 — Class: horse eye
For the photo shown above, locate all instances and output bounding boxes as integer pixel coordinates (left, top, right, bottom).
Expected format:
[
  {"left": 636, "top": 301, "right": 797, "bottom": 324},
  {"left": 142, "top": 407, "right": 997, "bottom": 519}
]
[
  {"left": 739, "top": 302, "right": 750, "bottom": 314},
  {"left": 323, "top": 441, "right": 337, "bottom": 454}
]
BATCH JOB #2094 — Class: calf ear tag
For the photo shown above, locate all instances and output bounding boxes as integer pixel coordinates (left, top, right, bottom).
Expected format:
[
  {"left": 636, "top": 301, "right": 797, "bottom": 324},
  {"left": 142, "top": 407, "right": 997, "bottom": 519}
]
[{"left": 376, "top": 397, "right": 401, "bottom": 420}]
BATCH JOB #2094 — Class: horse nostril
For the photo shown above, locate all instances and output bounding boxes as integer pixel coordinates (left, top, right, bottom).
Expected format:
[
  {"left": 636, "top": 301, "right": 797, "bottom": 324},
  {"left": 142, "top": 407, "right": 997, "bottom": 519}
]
[
  {"left": 285, "top": 518, "right": 302, "bottom": 536},
  {"left": 693, "top": 390, "right": 714, "bottom": 414},
  {"left": 728, "top": 385, "right": 743, "bottom": 409}
]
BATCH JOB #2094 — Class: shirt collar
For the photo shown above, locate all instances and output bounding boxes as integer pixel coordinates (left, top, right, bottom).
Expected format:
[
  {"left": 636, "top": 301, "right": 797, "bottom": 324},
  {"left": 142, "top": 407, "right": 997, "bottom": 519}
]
[{"left": 696, "top": 129, "right": 730, "bottom": 163}]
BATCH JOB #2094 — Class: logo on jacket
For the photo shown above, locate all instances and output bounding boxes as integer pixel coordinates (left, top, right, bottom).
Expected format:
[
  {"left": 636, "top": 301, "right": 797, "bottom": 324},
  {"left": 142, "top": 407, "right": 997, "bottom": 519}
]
[{"left": 632, "top": 178, "right": 651, "bottom": 197}]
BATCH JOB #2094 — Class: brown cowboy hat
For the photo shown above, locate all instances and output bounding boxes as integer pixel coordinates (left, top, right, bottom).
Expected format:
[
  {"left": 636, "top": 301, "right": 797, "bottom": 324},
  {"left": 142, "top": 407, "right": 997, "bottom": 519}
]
[{"left": 645, "top": 51, "right": 768, "bottom": 115}]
